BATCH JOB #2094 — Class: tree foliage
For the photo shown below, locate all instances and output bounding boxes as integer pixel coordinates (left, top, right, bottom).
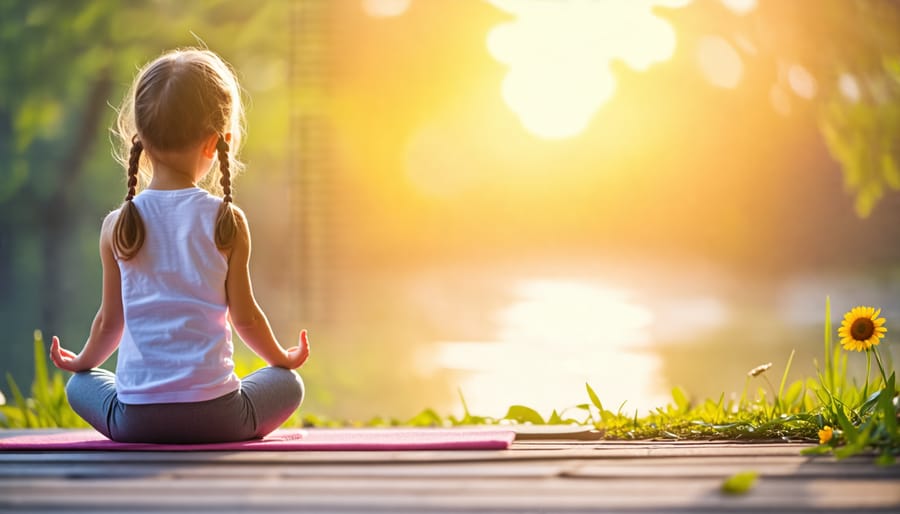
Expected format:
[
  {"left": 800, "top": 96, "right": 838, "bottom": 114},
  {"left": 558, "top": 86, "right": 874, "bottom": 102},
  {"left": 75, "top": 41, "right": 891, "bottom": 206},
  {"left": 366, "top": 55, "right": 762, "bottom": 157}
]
[
  {"left": 711, "top": 1, "right": 900, "bottom": 217},
  {"left": 0, "top": 0, "right": 290, "bottom": 384}
]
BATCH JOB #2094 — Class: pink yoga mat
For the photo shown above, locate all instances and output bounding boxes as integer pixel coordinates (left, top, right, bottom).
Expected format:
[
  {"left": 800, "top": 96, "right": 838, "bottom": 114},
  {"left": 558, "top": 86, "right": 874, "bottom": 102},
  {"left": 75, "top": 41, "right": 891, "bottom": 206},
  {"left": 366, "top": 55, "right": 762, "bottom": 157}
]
[{"left": 0, "top": 428, "right": 515, "bottom": 451}]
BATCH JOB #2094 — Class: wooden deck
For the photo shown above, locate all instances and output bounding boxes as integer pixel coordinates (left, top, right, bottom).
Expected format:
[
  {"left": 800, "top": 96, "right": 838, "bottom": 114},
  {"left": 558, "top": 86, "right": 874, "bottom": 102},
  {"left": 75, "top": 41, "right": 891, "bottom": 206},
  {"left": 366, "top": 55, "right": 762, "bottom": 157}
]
[{"left": 1, "top": 430, "right": 899, "bottom": 513}]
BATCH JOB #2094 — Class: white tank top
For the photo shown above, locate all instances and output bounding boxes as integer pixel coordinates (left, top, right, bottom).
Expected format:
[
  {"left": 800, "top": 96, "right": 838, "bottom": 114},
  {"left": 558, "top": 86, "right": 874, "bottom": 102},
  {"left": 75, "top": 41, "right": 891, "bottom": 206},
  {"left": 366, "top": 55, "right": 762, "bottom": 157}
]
[{"left": 115, "top": 187, "right": 240, "bottom": 404}]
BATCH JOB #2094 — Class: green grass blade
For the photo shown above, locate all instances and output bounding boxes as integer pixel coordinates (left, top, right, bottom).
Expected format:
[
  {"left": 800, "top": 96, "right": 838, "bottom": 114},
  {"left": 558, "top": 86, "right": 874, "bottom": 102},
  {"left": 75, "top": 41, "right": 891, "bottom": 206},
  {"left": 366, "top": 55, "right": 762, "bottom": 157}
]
[
  {"left": 672, "top": 386, "right": 690, "bottom": 414},
  {"left": 824, "top": 296, "right": 832, "bottom": 391},
  {"left": 32, "top": 330, "right": 51, "bottom": 427},
  {"left": 777, "top": 349, "right": 795, "bottom": 404},
  {"left": 457, "top": 388, "right": 471, "bottom": 421},
  {"left": 6, "top": 373, "right": 34, "bottom": 428}
]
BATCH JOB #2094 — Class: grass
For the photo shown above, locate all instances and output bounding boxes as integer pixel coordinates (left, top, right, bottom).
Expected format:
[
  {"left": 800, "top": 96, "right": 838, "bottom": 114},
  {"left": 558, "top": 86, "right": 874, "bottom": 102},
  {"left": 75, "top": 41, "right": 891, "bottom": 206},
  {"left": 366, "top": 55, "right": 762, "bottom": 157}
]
[{"left": 2, "top": 299, "right": 897, "bottom": 463}]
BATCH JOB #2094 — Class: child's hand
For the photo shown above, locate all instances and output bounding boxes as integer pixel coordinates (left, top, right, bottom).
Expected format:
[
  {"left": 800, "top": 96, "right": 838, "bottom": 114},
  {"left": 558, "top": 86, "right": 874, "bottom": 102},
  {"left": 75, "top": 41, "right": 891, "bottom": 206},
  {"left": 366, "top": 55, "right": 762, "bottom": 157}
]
[
  {"left": 49, "top": 336, "right": 82, "bottom": 372},
  {"left": 283, "top": 329, "right": 310, "bottom": 369}
]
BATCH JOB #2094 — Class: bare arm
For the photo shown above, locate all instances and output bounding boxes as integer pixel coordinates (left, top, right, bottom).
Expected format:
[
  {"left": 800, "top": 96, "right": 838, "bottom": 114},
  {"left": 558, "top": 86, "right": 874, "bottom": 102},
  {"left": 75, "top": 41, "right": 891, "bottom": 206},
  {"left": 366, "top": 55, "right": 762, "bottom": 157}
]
[
  {"left": 225, "top": 207, "right": 309, "bottom": 369},
  {"left": 50, "top": 211, "right": 124, "bottom": 372}
]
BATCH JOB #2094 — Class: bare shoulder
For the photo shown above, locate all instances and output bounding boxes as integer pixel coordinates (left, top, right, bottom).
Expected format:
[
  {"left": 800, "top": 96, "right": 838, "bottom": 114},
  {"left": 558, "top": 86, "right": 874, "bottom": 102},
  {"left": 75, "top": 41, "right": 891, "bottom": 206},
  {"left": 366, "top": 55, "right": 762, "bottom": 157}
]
[
  {"left": 99, "top": 209, "right": 121, "bottom": 245},
  {"left": 102, "top": 208, "right": 121, "bottom": 229},
  {"left": 100, "top": 208, "right": 122, "bottom": 254},
  {"left": 230, "top": 203, "right": 249, "bottom": 224},
  {"left": 230, "top": 203, "right": 251, "bottom": 243}
]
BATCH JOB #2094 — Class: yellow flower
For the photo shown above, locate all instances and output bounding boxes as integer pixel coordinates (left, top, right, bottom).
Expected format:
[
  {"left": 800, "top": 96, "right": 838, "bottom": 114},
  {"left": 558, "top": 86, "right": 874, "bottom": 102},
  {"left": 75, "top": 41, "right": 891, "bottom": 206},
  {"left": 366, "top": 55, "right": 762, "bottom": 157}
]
[
  {"left": 818, "top": 425, "right": 833, "bottom": 445},
  {"left": 838, "top": 306, "right": 887, "bottom": 352}
]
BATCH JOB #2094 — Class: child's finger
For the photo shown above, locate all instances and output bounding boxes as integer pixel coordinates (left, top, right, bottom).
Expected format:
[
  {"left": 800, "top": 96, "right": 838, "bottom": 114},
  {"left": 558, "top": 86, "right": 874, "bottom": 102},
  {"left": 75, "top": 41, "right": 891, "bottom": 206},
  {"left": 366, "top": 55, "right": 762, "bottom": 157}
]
[
  {"left": 299, "top": 329, "right": 309, "bottom": 348},
  {"left": 49, "top": 337, "right": 63, "bottom": 366}
]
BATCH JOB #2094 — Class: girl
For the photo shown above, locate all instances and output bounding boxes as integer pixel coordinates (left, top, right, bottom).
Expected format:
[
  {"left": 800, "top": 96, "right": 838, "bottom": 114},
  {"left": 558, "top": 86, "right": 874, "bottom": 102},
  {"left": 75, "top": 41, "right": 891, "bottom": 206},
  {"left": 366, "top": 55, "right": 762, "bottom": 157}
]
[{"left": 49, "top": 48, "right": 310, "bottom": 444}]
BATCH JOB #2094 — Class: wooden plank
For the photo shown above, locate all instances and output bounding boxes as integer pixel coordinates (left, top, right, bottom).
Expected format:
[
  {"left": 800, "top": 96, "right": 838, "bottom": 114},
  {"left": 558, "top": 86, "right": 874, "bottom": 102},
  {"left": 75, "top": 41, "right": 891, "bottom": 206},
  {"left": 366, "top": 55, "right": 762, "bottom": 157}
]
[
  {"left": 1, "top": 455, "right": 895, "bottom": 480},
  {"left": 0, "top": 460, "right": 571, "bottom": 479},
  {"left": 2, "top": 435, "right": 897, "bottom": 513},
  {"left": 1, "top": 475, "right": 898, "bottom": 512}
]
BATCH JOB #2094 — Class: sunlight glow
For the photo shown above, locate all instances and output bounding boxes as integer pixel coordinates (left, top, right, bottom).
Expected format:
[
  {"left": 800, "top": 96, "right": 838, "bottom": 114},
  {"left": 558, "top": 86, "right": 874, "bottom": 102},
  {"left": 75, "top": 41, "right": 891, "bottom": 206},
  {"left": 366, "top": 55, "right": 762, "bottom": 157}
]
[
  {"left": 405, "top": 123, "right": 480, "bottom": 196},
  {"left": 696, "top": 35, "right": 743, "bottom": 89},
  {"left": 436, "top": 279, "right": 668, "bottom": 416},
  {"left": 720, "top": 0, "right": 757, "bottom": 16},
  {"left": 486, "top": 0, "right": 692, "bottom": 140},
  {"left": 362, "top": 0, "right": 410, "bottom": 18},
  {"left": 769, "top": 84, "right": 791, "bottom": 116}
]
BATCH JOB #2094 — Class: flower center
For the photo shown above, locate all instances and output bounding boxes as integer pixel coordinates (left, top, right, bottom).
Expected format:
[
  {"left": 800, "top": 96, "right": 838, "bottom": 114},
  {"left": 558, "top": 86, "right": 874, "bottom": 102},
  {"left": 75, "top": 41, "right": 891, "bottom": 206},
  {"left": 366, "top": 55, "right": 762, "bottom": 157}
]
[{"left": 850, "top": 318, "right": 875, "bottom": 341}]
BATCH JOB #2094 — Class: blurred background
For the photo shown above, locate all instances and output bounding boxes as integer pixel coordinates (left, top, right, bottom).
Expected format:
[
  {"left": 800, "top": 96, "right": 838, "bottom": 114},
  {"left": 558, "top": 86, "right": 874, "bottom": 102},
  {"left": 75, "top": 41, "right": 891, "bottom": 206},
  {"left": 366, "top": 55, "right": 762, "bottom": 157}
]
[{"left": 1, "top": 0, "right": 899, "bottom": 420}]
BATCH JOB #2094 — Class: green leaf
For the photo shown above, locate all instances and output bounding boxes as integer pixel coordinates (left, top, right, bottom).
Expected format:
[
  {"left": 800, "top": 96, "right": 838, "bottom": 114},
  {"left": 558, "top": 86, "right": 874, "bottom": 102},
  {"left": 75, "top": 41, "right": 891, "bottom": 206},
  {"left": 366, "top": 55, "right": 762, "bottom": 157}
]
[
  {"left": 548, "top": 409, "right": 563, "bottom": 425},
  {"left": 586, "top": 383, "right": 603, "bottom": 411},
  {"left": 406, "top": 408, "right": 443, "bottom": 427},
  {"left": 504, "top": 405, "right": 545, "bottom": 425},
  {"left": 859, "top": 388, "right": 883, "bottom": 416},
  {"left": 877, "top": 373, "right": 896, "bottom": 437},
  {"left": 832, "top": 399, "right": 858, "bottom": 444},
  {"left": 835, "top": 422, "right": 875, "bottom": 460},
  {"left": 783, "top": 380, "right": 804, "bottom": 410},
  {"left": 721, "top": 471, "right": 758, "bottom": 495},
  {"left": 672, "top": 386, "right": 690, "bottom": 413},
  {"left": 876, "top": 452, "right": 896, "bottom": 467},
  {"left": 801, "top": 445, "right": 833, "bottom": 456}
]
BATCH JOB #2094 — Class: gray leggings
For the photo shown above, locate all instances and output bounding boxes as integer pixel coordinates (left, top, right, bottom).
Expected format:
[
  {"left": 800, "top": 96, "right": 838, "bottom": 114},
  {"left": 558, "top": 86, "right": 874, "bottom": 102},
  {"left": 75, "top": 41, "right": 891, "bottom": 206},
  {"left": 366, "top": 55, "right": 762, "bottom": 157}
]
[{"left": 66, "top": 367, "right": 304, "bottom": 444}]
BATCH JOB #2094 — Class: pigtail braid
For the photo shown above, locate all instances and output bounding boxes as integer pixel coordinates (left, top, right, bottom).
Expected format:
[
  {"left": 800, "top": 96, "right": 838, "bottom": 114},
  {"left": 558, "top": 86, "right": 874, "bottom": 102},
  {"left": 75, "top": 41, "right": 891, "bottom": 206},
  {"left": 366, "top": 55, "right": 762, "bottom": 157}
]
[
  {"left": 214, "top": 135, "right": 238, "bottom": 249},
  {"left": 113, "top": 136, "right": 147, "bottom": 259}
]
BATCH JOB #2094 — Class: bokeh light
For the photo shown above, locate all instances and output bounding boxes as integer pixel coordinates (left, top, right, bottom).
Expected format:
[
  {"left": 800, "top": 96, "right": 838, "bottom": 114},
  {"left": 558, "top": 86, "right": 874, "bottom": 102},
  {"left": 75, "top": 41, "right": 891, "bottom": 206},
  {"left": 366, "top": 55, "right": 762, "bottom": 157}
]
[
  {"left": 720, "top": 0, "right": 757, "bottom": 16},
  {"left": 788, "top": 64, "right": 817, "bottom": 99},
  {"left": 696, "top": 35, "right": 743, "bottom": 89},
  {"left": 838, "top": 73, "right": 861, "bottom": 103},
  {"left": 362, "top": 0, "right": 410, "bottom": 18}
]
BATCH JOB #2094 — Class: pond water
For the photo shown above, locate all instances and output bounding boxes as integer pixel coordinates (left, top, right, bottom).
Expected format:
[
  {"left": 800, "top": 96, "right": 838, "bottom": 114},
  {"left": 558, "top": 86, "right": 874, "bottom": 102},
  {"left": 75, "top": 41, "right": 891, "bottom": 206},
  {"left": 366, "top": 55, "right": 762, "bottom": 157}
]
[
  {"left": 5, "top": 254, "right": 895, "bottom": 424},
  {"left": 307, "top": 254, "right": 899, "bottom": 420}
]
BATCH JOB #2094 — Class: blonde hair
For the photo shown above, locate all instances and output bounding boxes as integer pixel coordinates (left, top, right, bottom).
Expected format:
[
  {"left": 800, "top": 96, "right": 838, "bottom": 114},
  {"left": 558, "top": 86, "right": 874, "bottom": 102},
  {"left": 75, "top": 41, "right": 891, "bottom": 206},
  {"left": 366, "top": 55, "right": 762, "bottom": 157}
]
[{"left": 112, "top": 48, "right": 246, "bottom": 259}]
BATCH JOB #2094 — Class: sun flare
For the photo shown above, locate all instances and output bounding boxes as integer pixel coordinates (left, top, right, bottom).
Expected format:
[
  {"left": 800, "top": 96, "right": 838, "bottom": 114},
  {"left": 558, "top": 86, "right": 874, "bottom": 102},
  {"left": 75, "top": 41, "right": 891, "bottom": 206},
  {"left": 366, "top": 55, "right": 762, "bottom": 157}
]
[{"left": 486, "top": 0, "right": 692, "bottom": 139}]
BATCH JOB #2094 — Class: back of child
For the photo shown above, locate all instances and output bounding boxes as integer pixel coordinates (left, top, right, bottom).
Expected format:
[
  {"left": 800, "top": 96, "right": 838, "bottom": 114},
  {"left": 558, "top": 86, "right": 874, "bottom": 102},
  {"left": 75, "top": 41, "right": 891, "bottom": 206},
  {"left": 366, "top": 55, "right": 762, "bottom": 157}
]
[{"left": 50, "top": 48, "right": 310, "bottom": 444}]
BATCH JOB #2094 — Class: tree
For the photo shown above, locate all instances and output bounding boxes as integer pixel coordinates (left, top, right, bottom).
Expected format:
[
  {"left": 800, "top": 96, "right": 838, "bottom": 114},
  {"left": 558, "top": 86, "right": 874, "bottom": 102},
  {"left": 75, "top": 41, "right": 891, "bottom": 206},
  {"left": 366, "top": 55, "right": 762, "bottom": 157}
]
[
  {"left": 0, "top": 0, "right": 290, "bottom": 384},
  {"left": 686, "top": 0, "right": 900, "bottom": 217}
]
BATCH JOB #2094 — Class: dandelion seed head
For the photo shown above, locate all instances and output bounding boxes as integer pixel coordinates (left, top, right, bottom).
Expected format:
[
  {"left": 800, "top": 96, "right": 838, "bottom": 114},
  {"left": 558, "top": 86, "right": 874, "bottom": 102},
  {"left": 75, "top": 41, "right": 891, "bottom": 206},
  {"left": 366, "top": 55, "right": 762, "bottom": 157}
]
[{"left": 747, "top": 362, "right": 772, "bottom": 377}]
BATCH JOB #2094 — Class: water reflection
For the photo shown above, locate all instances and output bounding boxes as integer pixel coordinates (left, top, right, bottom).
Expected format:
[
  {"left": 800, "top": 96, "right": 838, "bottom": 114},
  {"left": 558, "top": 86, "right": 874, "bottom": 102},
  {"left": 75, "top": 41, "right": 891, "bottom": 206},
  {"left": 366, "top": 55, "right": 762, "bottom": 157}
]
[
  {"left": 293, "top": 258, "right": 897, "bottom": 421},
  {"left": 421, "top": 261, "right": 897, "bottom": 419},
  {"left": 436, "top": 279, "right": 667, "bottom": 416}
]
